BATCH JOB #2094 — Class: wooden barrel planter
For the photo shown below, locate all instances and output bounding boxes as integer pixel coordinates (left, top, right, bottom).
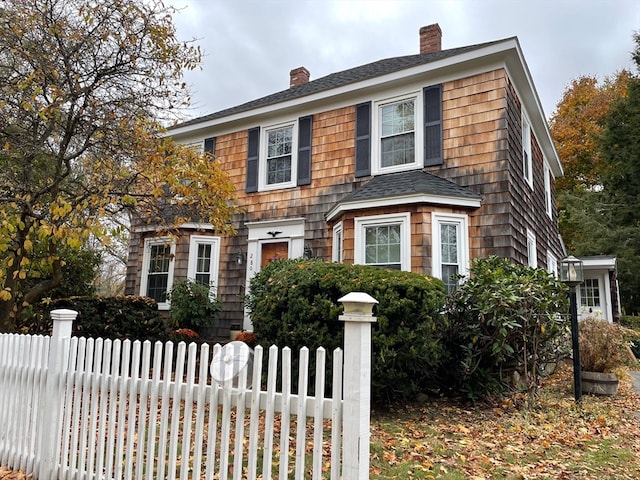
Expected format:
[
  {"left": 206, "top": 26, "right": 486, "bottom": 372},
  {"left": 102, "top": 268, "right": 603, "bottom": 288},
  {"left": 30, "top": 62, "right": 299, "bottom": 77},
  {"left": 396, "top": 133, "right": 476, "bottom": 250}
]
[{"left": 581, "top": 371, "right": 619, "bottom": 396}]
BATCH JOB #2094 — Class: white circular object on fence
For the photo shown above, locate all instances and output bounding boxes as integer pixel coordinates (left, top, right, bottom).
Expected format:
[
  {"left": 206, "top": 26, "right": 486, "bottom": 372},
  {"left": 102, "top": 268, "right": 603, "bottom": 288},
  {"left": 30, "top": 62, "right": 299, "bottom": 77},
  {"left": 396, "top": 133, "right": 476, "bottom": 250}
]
[{"left": 210, "top": 341, "right": 253, "bottom": 383}]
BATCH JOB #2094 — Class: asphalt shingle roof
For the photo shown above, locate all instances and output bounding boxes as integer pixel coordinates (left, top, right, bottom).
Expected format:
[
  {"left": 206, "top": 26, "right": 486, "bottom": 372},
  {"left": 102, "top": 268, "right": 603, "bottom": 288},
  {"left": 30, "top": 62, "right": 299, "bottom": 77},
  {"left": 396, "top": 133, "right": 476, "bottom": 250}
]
[
  {"left": 337, "top": 170, "right": 482, "bottom": 204},
  {"left": 171, "top": 38, "right": 511, "bottom": 130}
]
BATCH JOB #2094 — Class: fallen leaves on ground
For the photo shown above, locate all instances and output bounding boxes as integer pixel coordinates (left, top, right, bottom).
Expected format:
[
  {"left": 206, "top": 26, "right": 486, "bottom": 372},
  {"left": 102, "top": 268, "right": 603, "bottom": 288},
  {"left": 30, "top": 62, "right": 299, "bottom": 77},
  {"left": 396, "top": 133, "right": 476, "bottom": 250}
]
[
  {"left": 0, "top": 466, "right": 30, "bottom": 479},
  {"left": 370, "top": 361, "right": 640, "bottom": 479}
]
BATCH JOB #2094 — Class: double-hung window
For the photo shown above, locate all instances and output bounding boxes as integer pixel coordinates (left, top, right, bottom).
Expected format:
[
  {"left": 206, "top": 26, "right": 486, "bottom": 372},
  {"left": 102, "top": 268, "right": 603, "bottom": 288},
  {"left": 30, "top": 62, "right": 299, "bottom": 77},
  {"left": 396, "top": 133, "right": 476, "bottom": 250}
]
[
  {"left": 432, "top": 213, "right": 469, "bottom": 293},
  {"left": 247, "top": 116, "right": 312, "bottom": 193},
  {"left": 526, "top": 229, "right": 537, "bottom": 268},
  {"left": 547, "top": 251, "right": 558, "bottom": 277},
  {"left": 140, "top": 237, "right": 175, "bottom": 310},
  {"left": 266, "top": 124, "right": 294, "bottom": 186},
  {"left": 373, "top": 94, "right": 422, "bottom": 174},
  {"left": 187, "top": 235, "right": 220, "bottom": 295},
  {"left": 381, "top": 99, "right": 416, "bottom": 168},
  {"left": 332, "top": 222, "right": 343, "bottom": 263},
  {"left": 522, "top": 113, "right": 533, "bottom": 187},
  {"left": 355, "top": 213, "right": 410, "bottom": 271},
  {"left": 544, "top": 163, "right": 552, "bottom": 218},
  {"left": 259, "top": 122, "right": 297, "bottom": 190}
]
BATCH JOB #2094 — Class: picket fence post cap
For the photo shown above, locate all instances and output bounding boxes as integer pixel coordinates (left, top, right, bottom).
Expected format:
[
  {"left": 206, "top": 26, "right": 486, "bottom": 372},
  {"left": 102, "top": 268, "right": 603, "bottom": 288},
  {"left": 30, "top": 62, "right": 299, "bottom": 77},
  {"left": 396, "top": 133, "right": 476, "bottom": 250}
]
[
  {"left": 49, "top": 309, "right": 78, "bottom": 322},
  {"left": 338, "top": 292, "right": 378, "bottom": 315}
]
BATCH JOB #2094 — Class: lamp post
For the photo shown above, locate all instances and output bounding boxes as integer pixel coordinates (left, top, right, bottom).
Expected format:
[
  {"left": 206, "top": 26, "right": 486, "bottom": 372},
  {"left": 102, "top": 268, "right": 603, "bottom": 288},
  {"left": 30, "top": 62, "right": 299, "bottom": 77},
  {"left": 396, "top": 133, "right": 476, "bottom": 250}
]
[{"left": 560, "top": 255, "right": 584, "bottom": 402}]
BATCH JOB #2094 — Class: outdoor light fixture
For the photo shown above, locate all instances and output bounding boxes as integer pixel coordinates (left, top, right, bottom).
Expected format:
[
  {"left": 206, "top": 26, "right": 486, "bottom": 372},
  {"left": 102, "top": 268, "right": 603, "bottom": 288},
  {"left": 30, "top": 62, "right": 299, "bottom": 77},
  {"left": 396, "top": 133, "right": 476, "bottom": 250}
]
[
  {"left": 560, "top": 255, "right": 584, "bottom": 287},
  {"left": 560, "top": 255, "right": 584, "bottom": 402}
]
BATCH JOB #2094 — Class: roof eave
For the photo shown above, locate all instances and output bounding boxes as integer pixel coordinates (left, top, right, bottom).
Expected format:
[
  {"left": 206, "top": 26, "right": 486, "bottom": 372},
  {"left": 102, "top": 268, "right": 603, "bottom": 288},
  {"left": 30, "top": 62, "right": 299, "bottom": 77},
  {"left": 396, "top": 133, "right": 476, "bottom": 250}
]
[
  {"left": 168, "top": 39, "right": 520, "bottom": 138},
  {"left": 326, "top": 193, "right": 482, "bottom": 222}
]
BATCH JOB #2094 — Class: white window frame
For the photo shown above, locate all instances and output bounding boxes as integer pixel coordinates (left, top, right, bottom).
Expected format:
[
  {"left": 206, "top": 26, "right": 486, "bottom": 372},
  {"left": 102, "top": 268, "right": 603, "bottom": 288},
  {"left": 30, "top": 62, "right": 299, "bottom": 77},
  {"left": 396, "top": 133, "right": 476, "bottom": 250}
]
[
  {"left": 259, "top": 120, "right": 298, "bottom": 191},
  {"left": 544, "top": 162, "right": 552, "bottom": 218},
  {"left": 372, "top": 92, "right": 423, "bottom": 175},
  {"left": 522, "top": 113, "right": 533, "bottom": 188},
  {"left": 431, "top": 213, "right": 470, "bottom": 291},
  {"left": 354, "top": 213, "right": 411, "bottom": 271},
  {"left": 139, "top": 236, "right": 176, "bottom": 311},
  {"left": 546, "top": 251, "right": 558, "bottom": 277},
  {"left": 526, "top": 229, "right": 537, "bottom": 268},
  {"left": 332, "top": 221, "right": 343, "bottom": 263},
  {"left": 580, "top": 278, "right": 601, "bottom": 308},
  {"left": 187, "top": 235, "right": 221, "bottom": 296}
]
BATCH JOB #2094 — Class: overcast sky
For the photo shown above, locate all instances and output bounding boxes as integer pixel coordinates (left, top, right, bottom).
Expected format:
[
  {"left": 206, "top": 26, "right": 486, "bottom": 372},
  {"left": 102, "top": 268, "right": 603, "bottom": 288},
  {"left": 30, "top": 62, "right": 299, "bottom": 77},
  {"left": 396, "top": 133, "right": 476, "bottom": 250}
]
[{"left": 170, "top": 0, "right": 639, "bottom": 121}]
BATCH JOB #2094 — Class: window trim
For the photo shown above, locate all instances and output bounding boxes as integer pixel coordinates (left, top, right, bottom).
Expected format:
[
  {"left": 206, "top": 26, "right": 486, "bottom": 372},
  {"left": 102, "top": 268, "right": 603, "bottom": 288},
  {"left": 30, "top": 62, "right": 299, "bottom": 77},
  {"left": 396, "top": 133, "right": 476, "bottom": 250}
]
[
  {"left": 187, "top": 235, "right": 221, "bottom": 296},
  {"left": 526, "top": 229, "right": 537, "bottom": 268},
  {"left": 522, "top": 113, "right": 533, "bottom": 188},
  {"left": 371, "top": 92, "right": 423, "bottom": 175},
  {"left": 580, "top": 278, "right": 601, "bottom": 308},
  {"left": 259, "top": 120, "right": 298, "bottom": 191},
  {"left": 354, "top": 213, "right": 411, "bottom": 271},
  {"left": 431, "top": 212, "right": 470, "bottom": 291},
  {"left": 139, "top": 236, "right": 176, "bottom": 311},
  {"left": 547, "top": 251, "right": 558, "bottom": 277},
  {"left": 332, "top": 221, "right": 343, "bottom": 263},
  {"left": 544, "top": 162, "right": 552, "bottom": 218}
]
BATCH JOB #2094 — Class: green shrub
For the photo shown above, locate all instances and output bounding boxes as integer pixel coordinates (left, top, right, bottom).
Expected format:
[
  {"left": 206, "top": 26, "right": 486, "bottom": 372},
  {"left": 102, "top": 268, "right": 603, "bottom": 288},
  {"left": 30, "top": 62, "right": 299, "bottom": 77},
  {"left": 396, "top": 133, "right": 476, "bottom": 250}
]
[
  {"left": 168, "top": 280, "right": 222, "bottom": 330},
  {"left": 440, "top": 256, "right": 569, "bottom": 402},
  {"left": 620, "top": 314, "right": 640, "bottom": 331},
  {"left": 18, "top": 295, "right": 167, "bottom": 342},
  {"left": 246, "top": 258, "right": 447, "bottom": 403}
]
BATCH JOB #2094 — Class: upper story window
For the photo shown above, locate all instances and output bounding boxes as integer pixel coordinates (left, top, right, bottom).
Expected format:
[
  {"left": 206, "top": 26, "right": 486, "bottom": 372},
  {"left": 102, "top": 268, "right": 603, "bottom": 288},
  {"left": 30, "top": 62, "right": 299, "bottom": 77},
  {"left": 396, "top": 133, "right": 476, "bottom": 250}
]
[
  {"left": 262, "top": 122, "right": 297, "bottom": 189},
  {"left": 380, "top": 99, "right": 416, "bottom": 168},
  {"left": 544, "top": 162, "right": 552, "bottom": 218},
  {"left": 246, "top": 116, "right": 312, "bottom": 193},
  {"left": 266, "top": 125, "right": 293, "bottom": 184},
  {"left": 432, "top": 212, "right": 469, "bottom": 294},
  {"left": 356, "top": 85, "right": 442, "bottom": 178},
  {"left": 140, "top": 237, "right": 175, "bottom": 310},
  {"left": 372, "top": 93, "right": 422, "bottom": 175},
  {"left": 522, "top": 113, "right": 533, "bottom": 188},
  {"left": 354, "top": 213, "right": 411, "bottom": 271}
]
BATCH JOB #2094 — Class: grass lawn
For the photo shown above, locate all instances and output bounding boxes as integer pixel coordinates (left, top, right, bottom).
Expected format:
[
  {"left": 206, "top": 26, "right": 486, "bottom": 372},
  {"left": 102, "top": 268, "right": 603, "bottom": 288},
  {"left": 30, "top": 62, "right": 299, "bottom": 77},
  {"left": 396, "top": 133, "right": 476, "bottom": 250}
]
[{"left": 370, "top": 361, "right": 640, "bottom": 479}]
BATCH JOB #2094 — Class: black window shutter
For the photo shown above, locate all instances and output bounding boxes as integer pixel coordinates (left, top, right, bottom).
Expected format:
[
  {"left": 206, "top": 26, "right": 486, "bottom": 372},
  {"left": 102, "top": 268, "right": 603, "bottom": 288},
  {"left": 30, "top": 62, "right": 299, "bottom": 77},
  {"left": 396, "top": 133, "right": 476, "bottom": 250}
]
[
  {"left": 424, "top": 85, "right": 443, "bottom": 166},
  {"left": 355, "top": 101, "right": 371, "bottom": 177},
  {"left": 297, "top": 115, "right": 312, "bottom": 186},
  {"left": 246, "top": 127, "right": 260, "bottom": 193},
  {"left": 204, "top": 137, "right": 215, "bottom": 155}
]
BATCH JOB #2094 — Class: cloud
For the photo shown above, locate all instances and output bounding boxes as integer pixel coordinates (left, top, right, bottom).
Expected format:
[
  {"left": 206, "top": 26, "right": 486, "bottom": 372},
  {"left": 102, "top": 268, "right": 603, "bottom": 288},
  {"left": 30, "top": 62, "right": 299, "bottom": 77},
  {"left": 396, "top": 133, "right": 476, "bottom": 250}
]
[{"left": 171, "top": 0, "right": 639, "bottom": 120}]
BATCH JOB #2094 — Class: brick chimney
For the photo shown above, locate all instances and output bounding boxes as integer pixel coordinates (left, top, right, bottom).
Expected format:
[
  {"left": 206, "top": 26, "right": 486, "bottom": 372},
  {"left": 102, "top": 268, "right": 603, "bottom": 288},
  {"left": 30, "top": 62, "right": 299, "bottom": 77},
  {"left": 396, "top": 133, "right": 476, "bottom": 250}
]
[
  {"left": 289, "top": 66, "right": 310, "bottom": 87},
  {"left": 419, "top": 23, "right": 442, "bottom": 54}
]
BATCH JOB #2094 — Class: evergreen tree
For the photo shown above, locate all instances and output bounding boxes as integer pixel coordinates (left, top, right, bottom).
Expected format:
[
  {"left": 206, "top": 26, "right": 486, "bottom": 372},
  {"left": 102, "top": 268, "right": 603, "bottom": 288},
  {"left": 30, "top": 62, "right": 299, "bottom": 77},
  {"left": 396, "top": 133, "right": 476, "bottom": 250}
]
[{"left": 599, "top": 34, "right": 640, "bottom": 313}]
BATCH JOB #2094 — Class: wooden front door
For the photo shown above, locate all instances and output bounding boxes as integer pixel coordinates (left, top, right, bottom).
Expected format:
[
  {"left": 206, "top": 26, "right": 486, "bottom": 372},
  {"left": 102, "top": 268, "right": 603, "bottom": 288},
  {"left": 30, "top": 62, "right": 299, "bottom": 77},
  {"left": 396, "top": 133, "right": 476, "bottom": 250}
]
[{"left": 261, "top": 242, "right": 289, "bottom": 268}]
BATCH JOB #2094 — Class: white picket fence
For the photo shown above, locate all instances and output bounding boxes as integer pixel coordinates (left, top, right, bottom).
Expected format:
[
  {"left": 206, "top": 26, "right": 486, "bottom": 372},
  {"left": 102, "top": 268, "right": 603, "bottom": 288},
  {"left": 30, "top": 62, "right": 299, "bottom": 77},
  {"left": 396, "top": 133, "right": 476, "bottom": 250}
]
[{"left": 0, "top": 292, "right": 377, "bottom": 480}]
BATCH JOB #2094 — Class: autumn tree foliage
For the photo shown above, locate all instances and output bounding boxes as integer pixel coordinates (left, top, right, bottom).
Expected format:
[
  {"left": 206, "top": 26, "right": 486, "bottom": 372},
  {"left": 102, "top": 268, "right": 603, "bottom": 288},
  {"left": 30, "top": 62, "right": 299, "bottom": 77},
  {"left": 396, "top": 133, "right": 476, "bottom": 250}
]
[
  {"left": 597, "top": 34, "right": 640, "bottom": 314},
  {"left": 549, "top": 72, "right": 630, "bottom": 192},
  {"left": 551, "top": 32, "right": 640, "bottom": 314},
  {"left": 0, "top": 0, "right": 237, "bottom": 331}
]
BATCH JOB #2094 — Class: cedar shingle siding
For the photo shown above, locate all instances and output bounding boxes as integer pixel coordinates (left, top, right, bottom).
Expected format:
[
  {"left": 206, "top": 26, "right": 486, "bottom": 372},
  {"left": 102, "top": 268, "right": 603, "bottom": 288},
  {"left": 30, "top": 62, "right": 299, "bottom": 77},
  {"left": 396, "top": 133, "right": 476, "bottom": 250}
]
[{"left": 125, "top": 29, "right": 564, "bottom": 336}]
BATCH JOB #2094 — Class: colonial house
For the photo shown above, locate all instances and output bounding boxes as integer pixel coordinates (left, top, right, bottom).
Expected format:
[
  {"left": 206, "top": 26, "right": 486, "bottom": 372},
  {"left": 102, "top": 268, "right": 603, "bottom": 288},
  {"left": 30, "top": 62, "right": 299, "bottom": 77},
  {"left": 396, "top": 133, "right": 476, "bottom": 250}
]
[{"left": 125, "top": 24, "right": 572, "bottom": 335}]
